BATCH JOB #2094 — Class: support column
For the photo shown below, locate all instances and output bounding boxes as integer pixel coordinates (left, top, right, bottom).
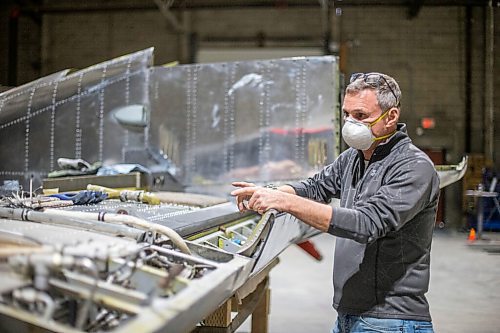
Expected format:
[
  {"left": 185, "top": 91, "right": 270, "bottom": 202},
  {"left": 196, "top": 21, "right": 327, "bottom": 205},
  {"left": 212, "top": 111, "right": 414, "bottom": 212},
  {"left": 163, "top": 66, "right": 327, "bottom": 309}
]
[{"left": 484, "top": 1, "right": 494, "bottom": 163}]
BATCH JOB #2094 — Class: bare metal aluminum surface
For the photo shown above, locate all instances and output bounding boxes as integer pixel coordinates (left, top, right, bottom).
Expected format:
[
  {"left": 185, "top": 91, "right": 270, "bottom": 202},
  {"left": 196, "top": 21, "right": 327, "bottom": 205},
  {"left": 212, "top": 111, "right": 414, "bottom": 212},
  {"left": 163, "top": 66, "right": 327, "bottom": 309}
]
[
  {"left": 0, "top": 47, "right": 464, "bottom": 196},
  {"left": 149, "top": 57, "right": 340, "bottom": 191},
  {"left": 0, "top": 48, "right": 154, "bottom": 189},
  {"left": 0, "top": 217, "right": 253, "bottom": 333},
  {"left": 0, "top": 194, "right": 317, "bottom": 333},
  {"left": 58, "top": 200, "right": 253, "bottom": 237},
  {"left": 0, "top": 48, "right": 342, "bottom": 333},
  {"left": 436, "top": 156, "right": 468, "bottom": 189},
  {"left": 0, "top": 47, "right": 468, "bottom": 333},
  {"left": 60, "top": 199, "right": 196, "bottom": 222},
  {"left": 0, "top": 49, "right": 341, "bottom": 196},
  {"left": 0, "top": 218, "right": 136, "bottom": 247}
]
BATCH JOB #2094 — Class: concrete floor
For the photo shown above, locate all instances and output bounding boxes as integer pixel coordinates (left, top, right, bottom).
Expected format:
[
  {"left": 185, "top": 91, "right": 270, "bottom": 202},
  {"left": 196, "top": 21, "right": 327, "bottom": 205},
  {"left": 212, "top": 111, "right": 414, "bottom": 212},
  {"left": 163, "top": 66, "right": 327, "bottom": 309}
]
[{"left": 237, "top": 231, "right": 500, "bottom": 333}]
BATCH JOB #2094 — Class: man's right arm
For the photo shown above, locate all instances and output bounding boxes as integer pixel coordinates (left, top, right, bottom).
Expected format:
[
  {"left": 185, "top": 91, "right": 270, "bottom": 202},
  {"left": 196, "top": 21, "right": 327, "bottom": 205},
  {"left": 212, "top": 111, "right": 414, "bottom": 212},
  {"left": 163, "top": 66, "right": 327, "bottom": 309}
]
[{"left": 231, "top": 185, "right": 333, "bottom": 232}]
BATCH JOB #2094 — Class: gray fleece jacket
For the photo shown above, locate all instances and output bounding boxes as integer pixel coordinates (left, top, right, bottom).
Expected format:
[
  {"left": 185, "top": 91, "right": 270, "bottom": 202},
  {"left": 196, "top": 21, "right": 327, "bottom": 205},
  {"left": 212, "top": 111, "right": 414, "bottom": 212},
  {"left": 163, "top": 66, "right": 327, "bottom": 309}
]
[{"left": 289, "top": 124, "right": 440, "bottom": 321}]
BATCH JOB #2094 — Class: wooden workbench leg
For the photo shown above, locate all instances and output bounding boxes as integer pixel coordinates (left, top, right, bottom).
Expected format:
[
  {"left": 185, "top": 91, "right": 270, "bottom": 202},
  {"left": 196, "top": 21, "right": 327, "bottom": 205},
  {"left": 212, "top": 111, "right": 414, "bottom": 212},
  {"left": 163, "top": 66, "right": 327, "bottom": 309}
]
[
  {"left": 251, "top": 283, "right": 270, "bottom": 333},
  {"left": 204, "top": 299, "right": 232, "bottom": 327}
]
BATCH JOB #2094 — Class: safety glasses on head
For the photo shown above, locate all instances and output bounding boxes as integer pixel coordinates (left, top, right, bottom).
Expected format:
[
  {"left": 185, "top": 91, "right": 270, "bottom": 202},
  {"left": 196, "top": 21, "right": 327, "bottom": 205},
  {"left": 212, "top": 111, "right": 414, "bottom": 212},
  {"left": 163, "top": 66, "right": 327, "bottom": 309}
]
[{"left": 350, "top": 72, "right": 400, "bottom": 108}]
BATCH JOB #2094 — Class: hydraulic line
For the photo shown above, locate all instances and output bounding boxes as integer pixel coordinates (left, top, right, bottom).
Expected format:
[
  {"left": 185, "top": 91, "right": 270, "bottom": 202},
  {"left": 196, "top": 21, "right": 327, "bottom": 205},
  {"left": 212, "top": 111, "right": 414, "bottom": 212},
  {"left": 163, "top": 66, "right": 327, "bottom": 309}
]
[
  {"left": 12, "top": 288, "right": 55, "bottom": 320},
  {"left": 0, "top": 207, "right": 191, "bottom": 255},
  {"left": 48, "top": 208, "right": 191, "bottom": 255},
  {"left": 75, "top": 257, "right": 99, "bottom": 330}
]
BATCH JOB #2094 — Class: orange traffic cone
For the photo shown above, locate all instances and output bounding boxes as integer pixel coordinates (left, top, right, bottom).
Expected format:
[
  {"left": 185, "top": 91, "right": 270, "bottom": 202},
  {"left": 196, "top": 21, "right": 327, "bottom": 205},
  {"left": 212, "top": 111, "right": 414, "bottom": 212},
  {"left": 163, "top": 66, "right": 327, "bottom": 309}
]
[{"left": 467, "top": 228, "right": 476, "bottom": 242}]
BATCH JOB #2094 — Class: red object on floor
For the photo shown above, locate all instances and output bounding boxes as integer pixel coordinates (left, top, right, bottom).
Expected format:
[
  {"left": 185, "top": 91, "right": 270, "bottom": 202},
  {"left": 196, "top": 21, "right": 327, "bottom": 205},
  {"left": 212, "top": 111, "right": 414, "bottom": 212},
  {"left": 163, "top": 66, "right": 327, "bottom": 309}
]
[
  {"left": 297, "top": 240, "right": 323, "bottom": 261},
  {"left": 467, "top": 228, "right": 476, "bottom": 242}
]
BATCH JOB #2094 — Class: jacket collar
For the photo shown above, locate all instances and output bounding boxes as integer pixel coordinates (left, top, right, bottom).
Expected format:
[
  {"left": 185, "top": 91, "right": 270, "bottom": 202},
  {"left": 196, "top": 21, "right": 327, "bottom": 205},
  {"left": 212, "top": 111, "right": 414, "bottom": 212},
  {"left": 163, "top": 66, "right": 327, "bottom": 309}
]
[
  {"left": 352, "top": 123, "right": 410, "bottom": 187},
  {"left": 369, "top": 123, "right": 409, "bottom": 163}
]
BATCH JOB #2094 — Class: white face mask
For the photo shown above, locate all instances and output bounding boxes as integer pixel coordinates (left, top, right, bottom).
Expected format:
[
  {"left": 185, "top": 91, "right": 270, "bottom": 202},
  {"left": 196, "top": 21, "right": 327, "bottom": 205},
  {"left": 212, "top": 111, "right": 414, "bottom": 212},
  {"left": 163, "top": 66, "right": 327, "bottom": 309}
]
[{"left": 341, "top": 111, "right": 394, "bottom": 150}]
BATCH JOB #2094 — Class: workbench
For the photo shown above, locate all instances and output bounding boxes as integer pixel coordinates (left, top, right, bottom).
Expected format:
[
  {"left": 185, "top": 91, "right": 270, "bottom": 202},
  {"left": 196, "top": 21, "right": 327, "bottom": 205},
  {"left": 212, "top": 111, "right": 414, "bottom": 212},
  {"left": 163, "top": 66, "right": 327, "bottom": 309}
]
[{"left": 192, "top": 258, "right": 279, "bottom": 333}]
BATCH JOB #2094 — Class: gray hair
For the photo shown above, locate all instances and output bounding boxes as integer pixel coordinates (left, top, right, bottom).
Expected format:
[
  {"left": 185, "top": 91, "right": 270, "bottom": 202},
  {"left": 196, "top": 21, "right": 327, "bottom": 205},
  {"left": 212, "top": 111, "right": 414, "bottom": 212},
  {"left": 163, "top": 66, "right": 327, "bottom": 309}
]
[{"left": 346, "top": 72, "right": 401, "bottom": 111}]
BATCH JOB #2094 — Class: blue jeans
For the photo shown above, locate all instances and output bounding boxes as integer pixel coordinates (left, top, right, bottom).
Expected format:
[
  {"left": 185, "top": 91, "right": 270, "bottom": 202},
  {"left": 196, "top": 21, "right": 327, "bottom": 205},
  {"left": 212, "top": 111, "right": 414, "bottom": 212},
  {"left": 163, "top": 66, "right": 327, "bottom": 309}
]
[{"left": 332, "top": 313, "right": 434, "bottom": 333}]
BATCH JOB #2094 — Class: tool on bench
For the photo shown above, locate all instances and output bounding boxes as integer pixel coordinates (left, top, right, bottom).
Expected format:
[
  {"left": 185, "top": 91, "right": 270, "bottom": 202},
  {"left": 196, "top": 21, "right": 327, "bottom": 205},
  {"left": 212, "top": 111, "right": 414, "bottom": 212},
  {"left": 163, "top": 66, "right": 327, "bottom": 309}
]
[{"left": 87, "top": 184, "right": 160, "bottom": 205}]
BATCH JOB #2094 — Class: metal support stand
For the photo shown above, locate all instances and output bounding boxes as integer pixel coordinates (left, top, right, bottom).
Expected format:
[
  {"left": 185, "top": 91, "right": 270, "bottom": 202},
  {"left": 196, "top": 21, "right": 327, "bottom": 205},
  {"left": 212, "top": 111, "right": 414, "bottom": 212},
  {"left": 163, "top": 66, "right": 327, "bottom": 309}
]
[{"left": 466, "top": 190, "right": 498, "bottom": 239}]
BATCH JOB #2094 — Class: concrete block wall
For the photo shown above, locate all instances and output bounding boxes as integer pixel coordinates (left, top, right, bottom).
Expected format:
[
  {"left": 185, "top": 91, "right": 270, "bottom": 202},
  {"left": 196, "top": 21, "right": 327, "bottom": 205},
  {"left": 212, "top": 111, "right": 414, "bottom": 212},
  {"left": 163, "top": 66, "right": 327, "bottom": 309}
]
[
  {"left": 39, "top": 7, "right": 326, "bottom": 74},
  {"left": 496, "top": 10, "right": 500, "bottom": 171},
  {"left": 0, "top": 6, "right": 10, "bottom": 87},
  {"left": 340, "top": 6, "right": 467, "bottom": 162},
  {"left": 32, "top": 6, "right": 496, "bottom": 160},
  {"left": 192, "top": 7, "right": 324, "bottom": 39},
  {"left": 41, "top": 11, "right": 180, "bottom": 75},
  {"left": 17, "top": 15, "right": 41, "bottom": 85},
  {"left": 336, "top": 6, "right": 486, "bottom": 228},
  {"left": 0, "top": 3, "right": 41, "bottom": 88}
]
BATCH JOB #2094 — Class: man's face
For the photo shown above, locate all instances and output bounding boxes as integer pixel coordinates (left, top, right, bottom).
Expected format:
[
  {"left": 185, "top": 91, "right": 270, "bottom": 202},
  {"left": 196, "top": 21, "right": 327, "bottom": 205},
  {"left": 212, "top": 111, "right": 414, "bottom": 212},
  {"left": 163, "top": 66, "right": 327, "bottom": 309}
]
[{"left": 342, "top": 89, "right": 387, "bottom": 138}]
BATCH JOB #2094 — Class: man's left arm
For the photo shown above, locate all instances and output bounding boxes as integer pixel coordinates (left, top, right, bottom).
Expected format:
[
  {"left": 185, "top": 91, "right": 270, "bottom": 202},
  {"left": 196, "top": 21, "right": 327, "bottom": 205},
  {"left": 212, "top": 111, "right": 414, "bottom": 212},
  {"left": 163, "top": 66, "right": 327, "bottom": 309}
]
[
  {"left": 231, "top": 157, "right": 439, "bottom": 238},
  {"left": 329, "top": 158, "right": 440, "bottom": 243}
]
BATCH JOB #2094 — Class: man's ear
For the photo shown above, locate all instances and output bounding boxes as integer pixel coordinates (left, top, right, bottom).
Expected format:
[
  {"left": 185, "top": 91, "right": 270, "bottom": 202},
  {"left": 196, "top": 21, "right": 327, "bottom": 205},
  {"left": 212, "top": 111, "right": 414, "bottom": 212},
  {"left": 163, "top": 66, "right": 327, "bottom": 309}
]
[{"left": 386, "top": 107, "right": 399, "bottom": 127}]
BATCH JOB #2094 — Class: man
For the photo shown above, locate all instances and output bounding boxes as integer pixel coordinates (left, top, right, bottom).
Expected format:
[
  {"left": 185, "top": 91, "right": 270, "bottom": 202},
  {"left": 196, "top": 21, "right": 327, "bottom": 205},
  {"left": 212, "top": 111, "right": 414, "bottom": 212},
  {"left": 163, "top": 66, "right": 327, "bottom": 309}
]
[{"left": 231, "top": 73, "right": 439, "bottom": 333}]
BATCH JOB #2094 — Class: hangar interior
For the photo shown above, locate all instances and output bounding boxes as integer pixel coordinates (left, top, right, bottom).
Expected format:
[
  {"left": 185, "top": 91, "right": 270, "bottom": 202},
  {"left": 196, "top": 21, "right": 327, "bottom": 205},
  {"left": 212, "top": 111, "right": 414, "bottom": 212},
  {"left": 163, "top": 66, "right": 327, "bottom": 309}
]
[{"left": 0, "top": 1, "right": 498, "bottom": 333}]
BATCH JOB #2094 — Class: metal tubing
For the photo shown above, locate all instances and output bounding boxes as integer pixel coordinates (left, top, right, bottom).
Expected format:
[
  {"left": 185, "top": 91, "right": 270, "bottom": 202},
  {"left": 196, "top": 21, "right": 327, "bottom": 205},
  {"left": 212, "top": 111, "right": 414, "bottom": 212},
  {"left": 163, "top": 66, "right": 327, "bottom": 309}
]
[
  {"left": 75, "top": 258, "right": 99, "bottom": 330},
  {"left": 0, "top": 206, "right": 142, "bottom": 239},
  {"left": 43, "top": 208, "right": 191, "bottom": 255},
  {"left": 12, "top": 288, "right": 56, "bottom": 320}
]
